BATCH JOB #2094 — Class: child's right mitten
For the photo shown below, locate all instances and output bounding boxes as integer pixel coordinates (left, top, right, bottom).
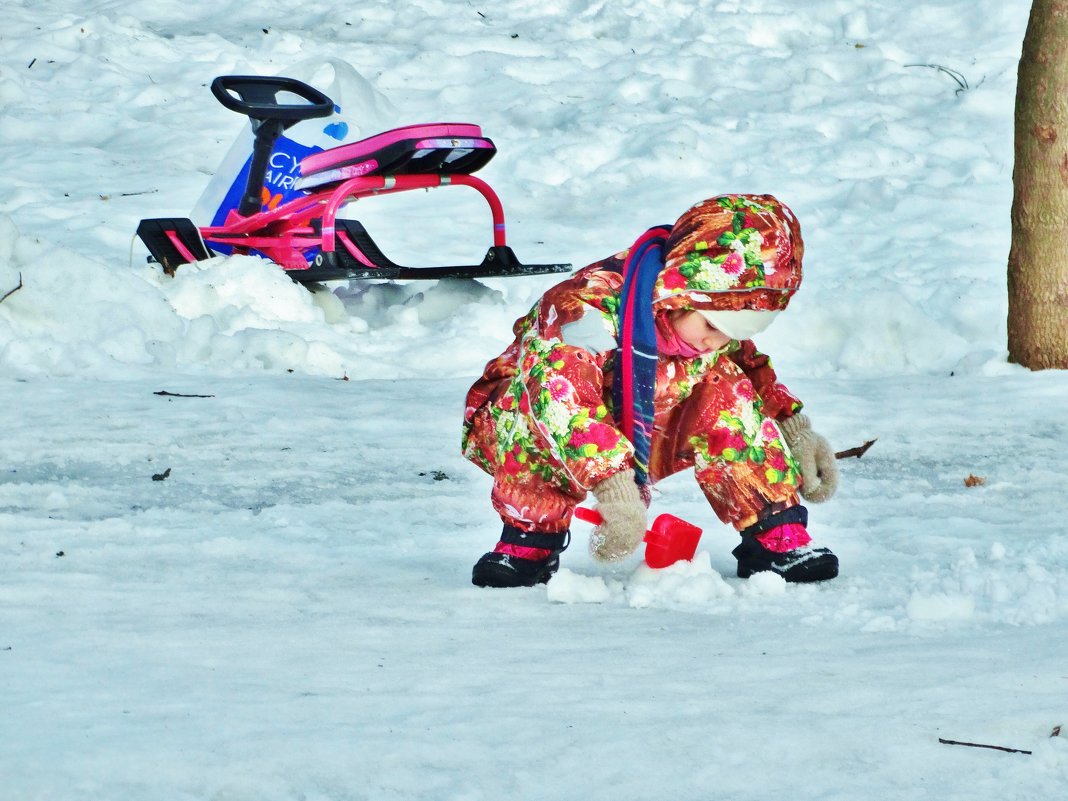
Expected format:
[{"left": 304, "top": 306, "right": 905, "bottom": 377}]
[
  {"left": 589, "top": 469, "right": 648, "bottom": 562},
  {"left": 779, "top": 414, "right": 839, "bottom": 503}
]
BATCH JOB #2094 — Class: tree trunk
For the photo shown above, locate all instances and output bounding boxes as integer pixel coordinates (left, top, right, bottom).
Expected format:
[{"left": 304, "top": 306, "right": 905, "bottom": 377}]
[{"left": 1008, "top": 0, "right": 1068, "bottom": 369}]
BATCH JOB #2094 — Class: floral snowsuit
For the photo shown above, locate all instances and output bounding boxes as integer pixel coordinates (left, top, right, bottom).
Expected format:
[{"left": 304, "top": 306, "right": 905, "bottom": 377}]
[{"left": 462, "top": 257, "right": 804, "bottom": 536}]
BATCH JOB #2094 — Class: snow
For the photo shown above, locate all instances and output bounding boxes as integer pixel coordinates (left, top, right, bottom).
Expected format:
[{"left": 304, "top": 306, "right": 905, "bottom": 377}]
[{"left": 2, "top": 1, "right": 1067, "bottom": 799}]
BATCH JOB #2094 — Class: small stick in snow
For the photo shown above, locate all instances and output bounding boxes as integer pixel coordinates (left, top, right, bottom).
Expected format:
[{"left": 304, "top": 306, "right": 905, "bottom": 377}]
[
  {"left": 154, "top": 390, "right": 215, "bottom": 398},
  {"left": 937, "top": 737, "right": 1032, "bottom": 755},
  {"left": 0, "top": 273, "right": 23, "bottom": 305},
  {"left": 904, "top": 63, "right": 970, "bottom": 94},
  {"left": 835, "top": 439, "right": 876, "bottom": 460},
  {"left": 1052, "top": 725, "right": 1062, "bottom": 738},
  {"left": 152, "top": 468, "right": 172, "bottom": 482}
]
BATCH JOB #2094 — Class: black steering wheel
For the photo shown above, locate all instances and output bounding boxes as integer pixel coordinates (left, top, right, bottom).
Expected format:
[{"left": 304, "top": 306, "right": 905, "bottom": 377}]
[{"left": 210, "top": 75, "right": 335, "bottom": 124}]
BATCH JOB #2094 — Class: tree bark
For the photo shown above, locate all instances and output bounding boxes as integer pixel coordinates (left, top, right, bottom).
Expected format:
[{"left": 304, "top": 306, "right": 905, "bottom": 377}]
[{"left": 1008, "top": 0, "right": 1068, "bottom": 369}]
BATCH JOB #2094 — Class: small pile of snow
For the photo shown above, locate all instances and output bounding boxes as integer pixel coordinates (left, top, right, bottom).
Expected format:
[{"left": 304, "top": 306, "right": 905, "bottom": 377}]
[{"left": 546, "top": 568, "right": 611, "bottom": 604}]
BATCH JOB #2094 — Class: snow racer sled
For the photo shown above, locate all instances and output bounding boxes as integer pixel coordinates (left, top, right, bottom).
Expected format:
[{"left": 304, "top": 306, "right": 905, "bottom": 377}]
[{"left": 136, "top": 75, "right": 572, "bottom": 283}]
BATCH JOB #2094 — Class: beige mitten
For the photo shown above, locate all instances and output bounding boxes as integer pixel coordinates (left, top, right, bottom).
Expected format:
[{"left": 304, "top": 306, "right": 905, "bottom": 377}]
[
  {"left": 779, "top": 414, "right": 839, "bottom": 503},
  {"left": 589, "top": 469, "right": 648, "bottom": 562}
]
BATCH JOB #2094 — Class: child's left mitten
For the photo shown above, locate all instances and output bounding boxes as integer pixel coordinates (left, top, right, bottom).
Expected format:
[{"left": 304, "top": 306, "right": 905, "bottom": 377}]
[
  {"left": 779, "top": 414, "right": 838, "bottom": 503},
  {"left": 589, "top": 469, "right": 648, "bottom": 562}
]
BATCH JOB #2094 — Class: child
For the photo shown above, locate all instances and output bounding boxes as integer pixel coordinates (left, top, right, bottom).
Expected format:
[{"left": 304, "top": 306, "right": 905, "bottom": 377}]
[{"left": 462, "top": 194, "right": 839, "bottom": 588}]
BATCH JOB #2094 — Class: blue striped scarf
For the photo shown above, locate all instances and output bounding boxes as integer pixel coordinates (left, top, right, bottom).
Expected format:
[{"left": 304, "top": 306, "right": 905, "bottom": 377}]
[{"left": 611, "top": 226, "right": 671, "bottom": 487}]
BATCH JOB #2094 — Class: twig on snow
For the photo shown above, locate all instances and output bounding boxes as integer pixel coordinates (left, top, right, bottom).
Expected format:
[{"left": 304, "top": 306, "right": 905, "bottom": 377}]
[
  {"left": 0, "top": 273, "right": 23, "bottom": 305},
  {"left": 835, "top": 439, "right": 877, "bottom": 460},
  {"left": 905, "top": 63, "right": 970, "bottom": 94},
  {"left": 154, "top": 390, "right": 215, "bottom": 398},
  {"left": 938, "top": 737, "right": 1032, "bottom": 755}
]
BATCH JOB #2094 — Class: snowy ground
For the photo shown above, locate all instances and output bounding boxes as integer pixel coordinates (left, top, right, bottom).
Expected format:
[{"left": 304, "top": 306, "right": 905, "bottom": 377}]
[
  {"left": 2, "top": 1, "right": 1067, "bottom": 799},
  {"left": 4, "top": 372, "right": 1067, "bottom": 800}
]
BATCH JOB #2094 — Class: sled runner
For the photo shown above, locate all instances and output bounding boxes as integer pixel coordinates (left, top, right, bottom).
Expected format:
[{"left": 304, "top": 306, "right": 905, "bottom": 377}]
[{"left": 137, "top": 75, "right": 572, "bottom": 283}]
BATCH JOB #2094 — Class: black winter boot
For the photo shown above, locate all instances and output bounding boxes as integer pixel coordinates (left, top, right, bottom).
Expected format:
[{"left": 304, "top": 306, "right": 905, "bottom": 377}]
[
  {"left": 471, "top": 526, "right": 570, "bottom": 588},
  {"left": 732, "top": 506, "right": 839, "bottom": 583}
]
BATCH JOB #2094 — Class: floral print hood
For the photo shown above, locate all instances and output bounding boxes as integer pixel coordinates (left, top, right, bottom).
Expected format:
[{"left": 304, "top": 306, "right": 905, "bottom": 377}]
[{"left": 655, "top": 194, "right": 804, "bottom": 313}]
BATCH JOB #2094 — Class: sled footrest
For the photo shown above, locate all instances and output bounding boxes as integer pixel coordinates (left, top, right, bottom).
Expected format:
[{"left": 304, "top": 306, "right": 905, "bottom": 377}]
[
  {"left": 292, "top": 219, "right": 571, "bottom": 282},
  {"left": 137, "top": 218, "right": 214, "bottom": 273}
]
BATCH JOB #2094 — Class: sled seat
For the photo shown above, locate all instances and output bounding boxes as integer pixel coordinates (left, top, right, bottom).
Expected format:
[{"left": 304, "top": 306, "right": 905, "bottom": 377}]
[{"left": 295, "top": 123, "right": 496, "bottom": 191}]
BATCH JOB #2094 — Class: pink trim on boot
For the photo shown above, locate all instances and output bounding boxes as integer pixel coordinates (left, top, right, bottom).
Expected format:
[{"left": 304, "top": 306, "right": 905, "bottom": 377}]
[
  {"left": 494, "top": 542, "right": 553, "bottom": 560},
  {"left": 755, "top": 523, "right": 812, "bottom": 553}
]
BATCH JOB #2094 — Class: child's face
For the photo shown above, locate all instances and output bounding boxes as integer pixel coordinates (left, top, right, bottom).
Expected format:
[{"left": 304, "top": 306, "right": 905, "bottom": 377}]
[{"left": 669, "top": 310, "right": 732, "bottom": 352}]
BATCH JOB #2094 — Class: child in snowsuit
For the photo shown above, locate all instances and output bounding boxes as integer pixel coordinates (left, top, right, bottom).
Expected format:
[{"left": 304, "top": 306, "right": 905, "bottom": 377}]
[{"left": 462, "top": 194, "right": 839, "bottom": 588}]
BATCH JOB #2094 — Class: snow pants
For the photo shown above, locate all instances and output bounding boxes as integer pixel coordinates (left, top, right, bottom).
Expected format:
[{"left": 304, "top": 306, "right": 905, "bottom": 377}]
[{"left": 463, "top": 360, "right": 803, "bottom": 534}]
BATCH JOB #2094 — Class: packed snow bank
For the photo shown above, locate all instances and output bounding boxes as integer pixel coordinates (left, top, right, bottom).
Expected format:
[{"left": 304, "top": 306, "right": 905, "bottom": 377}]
[
  {"left": 0, "top": 216, "right": 520, "bottom": 379},
  {"left": 0, "top": 0, "right": 1030, "bottom": 381}
]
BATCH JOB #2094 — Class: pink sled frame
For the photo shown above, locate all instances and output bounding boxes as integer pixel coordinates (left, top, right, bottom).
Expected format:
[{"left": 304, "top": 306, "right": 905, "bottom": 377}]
[{"left": 197, "top": 176, "right": 507, "bottom": 274}]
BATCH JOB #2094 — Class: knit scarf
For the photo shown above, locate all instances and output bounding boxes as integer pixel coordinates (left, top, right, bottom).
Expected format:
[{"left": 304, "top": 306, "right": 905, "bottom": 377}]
[{"left": 611, "top": 225, "right": 671, "bottom": 487}]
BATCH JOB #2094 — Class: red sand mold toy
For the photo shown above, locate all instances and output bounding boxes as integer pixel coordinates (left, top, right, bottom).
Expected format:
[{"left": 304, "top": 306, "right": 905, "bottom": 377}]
[
  {"left": 573, "top": 506, "right": 704, "bottom": 569},
  {"left": 136, "top": 75, "right": 571, "bottom": 284}
]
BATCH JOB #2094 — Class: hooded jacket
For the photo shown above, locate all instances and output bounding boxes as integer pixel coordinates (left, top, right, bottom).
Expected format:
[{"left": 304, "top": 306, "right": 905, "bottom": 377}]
[
  {"left": 658, "top": 193, "right": 803, "bottom": 312},
  {"left": 462, "top": 194, "right": 804, "bottom": 492}
]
